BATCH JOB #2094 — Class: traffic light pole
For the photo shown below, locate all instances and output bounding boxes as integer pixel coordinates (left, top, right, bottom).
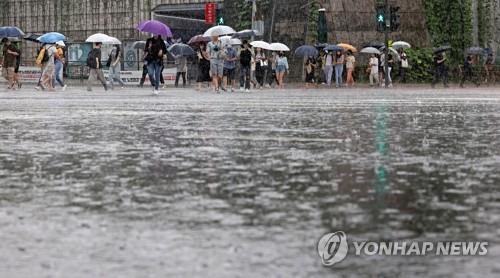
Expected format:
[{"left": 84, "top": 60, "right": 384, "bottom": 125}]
[{"left": 384, "top": 0, "right": 390, "bottom": 88}]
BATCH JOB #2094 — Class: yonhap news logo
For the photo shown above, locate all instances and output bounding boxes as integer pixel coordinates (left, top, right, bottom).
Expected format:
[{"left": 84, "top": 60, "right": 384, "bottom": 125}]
[{"left": 317, "top": 231, "right": 488, "bottom": 267}]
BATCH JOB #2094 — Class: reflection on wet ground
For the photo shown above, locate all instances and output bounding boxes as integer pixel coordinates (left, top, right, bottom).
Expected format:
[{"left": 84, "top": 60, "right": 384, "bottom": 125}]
[{"left": 0, "top": 88, "right": 499, "bottom": 277}]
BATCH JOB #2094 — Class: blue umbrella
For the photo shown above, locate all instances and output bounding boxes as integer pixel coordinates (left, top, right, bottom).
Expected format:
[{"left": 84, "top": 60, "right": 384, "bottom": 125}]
[
  {"left": 294, "top": 45, "right": 319, "bottom": 57},
  {"left": 0, "top": 26, "right": 25, "bottom": 38},
  {"left": 38, "top": 32, "right": 66, "bottom": 43},
  {"left": 324, "top": 44, "right": 343, "bottom": 52},
  {"left": 167, "top": 43, "right": 195, "bottom": 57}
]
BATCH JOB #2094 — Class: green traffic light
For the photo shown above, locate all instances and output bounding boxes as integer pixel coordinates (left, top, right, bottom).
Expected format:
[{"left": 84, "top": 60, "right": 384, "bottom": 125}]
[{"left": 378, "top": 14, "right": 384, "bottom": 23}]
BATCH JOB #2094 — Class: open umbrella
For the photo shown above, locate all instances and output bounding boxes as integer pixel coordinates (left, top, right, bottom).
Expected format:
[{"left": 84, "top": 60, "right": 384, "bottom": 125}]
[
  {"left": 203, "top": 25, "right": 236, "bottom": 37},
  {"left": 86, "top": 33, "right": 116, "bottom": 44},
  {"left": 467, "top": 47, "right": 485, "bottom": 55},
  {"left": 392, "top": 41, "right": 411, "bottom": 49},
  {"left": 232, "top": 29, "right": 261, "bottom": 38},
  {"left": 294, "top": 45, "right": 319, "bottom": 57},
  {"left": 337, "top": 43, "right": 357, "bottom": 53},
  {"left": 188, "top": 34, "right": 210, "bottom": 45},
  {"left": 230, "top": 38, "right": 242, "bottom": 45},
  {"left": 38, "top": 32, "right": 65, "bottom": 43},
  {"left": 137, "top": 20, "right": 173, "bottom": 37},
  {"left": 363, "top": 41, "right": 385, "bottom": 49},
  {"left": 109, "top": 36, "right": 122, "bottom": 45},
  {"left": 132, "top": 41, "right": 146, "bottom": 50},
  {"left": 360, "top": 47, "right": 381, "bottom": 55},
  {"left": 269, "top": 43, "right": 290, "bottom": 52},
  {"left": 434, "top": 45, "right": 452, "bottom": 54},
  {"left": 23, "top": 33, "right": 43, "bottom": 42},
  {"left": 324, "top": 44, "right": 343, "bottom": 52},
  {"left": 0, "top": 26, "right": 25, "bottom": 38},
  {"left": 250, "top": 40, "right": 272, "bottom": 50},
  {"left": 168, "top": 43, "right": 195, "bottom": 57}
]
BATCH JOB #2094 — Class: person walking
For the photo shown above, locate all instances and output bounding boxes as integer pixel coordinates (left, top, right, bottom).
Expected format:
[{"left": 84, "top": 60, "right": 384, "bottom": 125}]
[
  {"left": 86, "top": 42, "right": 108, "bottom": 92},
  {"left": 53, "top": 41, "right": 66, "bottom": 91},
  {"left": 484, "top": 52, "right": 495, "bottom": 84},
  {"left": 174, "top": 54, "right": 187, "bottom": 88},
  {"left": 254, "top": 47, "right": 266, "bottom": 89},
  {"left": 40, "top": 43, "right": 57, "bottom": 91},
  {"left": 345, "top": 50, "right": 356, "bottom": 87},
  {"left": 207, "top": 35, "right": 224, "bottom": 93},
  {"left": 398, "top": 49, "right": 409, "bottom": 83},
  {"left": 275, "top": 51, "right": 289, "bottom": 89},
  {"left": 385, "top": 53, "right": 394, "bottom": 87},
  {"left": 1, "top": 38, "right": 20, "bottom": 90},
  {"left": 369, "top": 53, "right": 379, "bottom": 87},
  {"left": 196, "top": 43, "right": 211, "bottom": 91},
  {"left": 239, "top": 40, "right": 252, "bottom": 92},
  {"left": 305, "top": 56, "right": 317, "bottom": 88},
  {"left": 460, "top": 55, "right": 478, "bottom": 88},
  {"left": 333, "top": 50, "right": 345, "bottom": 87},
  {"left": 107, "top": 44, "right": 125, "bottom": 90},
  {"left": 431, "top": 52, "right": 449, "bottom": 88},
  {"left": 324, "top": 51, "right": 334, "bottom": 86},
  {"left": 223, "top": 43, "right": 237, "bottom": 92},
  {"left": 145, "top": 35, "right": 167, "bottom": 95}
]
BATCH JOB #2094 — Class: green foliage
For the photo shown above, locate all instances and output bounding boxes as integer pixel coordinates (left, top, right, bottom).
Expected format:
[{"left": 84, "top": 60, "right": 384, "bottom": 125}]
[
  {"left": 477, "top": 0, "right": 493, "bottom": 46},
  {"left": 405, "top": 48, "right": 435, "bottom": 83},
  {"left": 234, "top": 0, "right": 252, "bottom": 31},
  {"left": 423, "top": 0, "right": 473, "bottom": 64},
  {"left": 306, "top": 1, "right": 320, "bottom": 44}
]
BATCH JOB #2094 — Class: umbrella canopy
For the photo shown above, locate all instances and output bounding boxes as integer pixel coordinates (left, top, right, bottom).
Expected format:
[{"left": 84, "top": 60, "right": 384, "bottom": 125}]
[
  {"left": 337, "top": 43, "right": 357, "bottom": 53},
  {"left": 392, "top": 41, "right": 411, "bottom": 49},
  {"left": 250, "top": 40, "right": 272, "bottom": 50},
  {"left": 188, "top": 34, "right": 210, "bottom": 45},
  {"left": 269, "top": 43, "right": 290, "bottom": 52},
  {"left": 434, "top": 45, "right": 452, "bottom": 54},
  {"left": 232, "top": 29, "right": 261, "bottom": 38},
  {"left": 294, "top": 45, "right": 319, "bottom": 57},
  {"left": 203, "top": 25, "right": 236, "bottom": 37},
  {"left": 220, "top": 35, "right": 242, "bottom": 46},
  {"left": 86, "top": 33, "right": 116, "bottom": 44},
  {"left": 137, "top": 20, "right": 173, "bottom": 37},
  {"left": 133, "top": 41, "right": 146, "bottom": 50},
  {"left": 0, "top": 26, "right": 25, "bottom": 38},
  {"left": 467, "top": 47, "right": 485, "bottom": 55},
  {"left": 230, "top": 38, "right": 242, "bottom": 45},
  {"left": 168, "top": 43, "right": 195, "bottom": 57},
  {"left": 324, "top": 44, "right": 344, "bottom": 52},
  {"left": 109, "top": 36, "right": 122, "bottom": 45},
  {"left": 38, "top": 32, "right": 65, "bottom": 44},
  {"left": 360, "top": 47, "right": 381, "bottom": 55},
  {"left": 24, "top": 33, "right": 43, "bottom": 42}
]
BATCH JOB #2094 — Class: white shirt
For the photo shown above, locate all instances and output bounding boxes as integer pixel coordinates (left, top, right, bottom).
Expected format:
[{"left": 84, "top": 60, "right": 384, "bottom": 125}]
[{"left": 370, "top": 57, "right": 379, "bottom": 74}]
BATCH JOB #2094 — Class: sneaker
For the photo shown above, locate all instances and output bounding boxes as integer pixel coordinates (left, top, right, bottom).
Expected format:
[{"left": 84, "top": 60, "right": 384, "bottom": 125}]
[
  {"left": 239, "top": 87, "right": 244, "bottom": 92},
  {"left": 62, "top": 85, "right": 67, "bottom": 91},
  {"left": 245, "top": 89, "right": 250, "bottom": 93},
  {"left": 35, "top": 86, "right": 40, "bottom": 91},
  {"left": 153, "top": 89, "right": 159, "bottom": 96},
  {"left": 265, "top": 84, "right": 271, "bottom": 88}
]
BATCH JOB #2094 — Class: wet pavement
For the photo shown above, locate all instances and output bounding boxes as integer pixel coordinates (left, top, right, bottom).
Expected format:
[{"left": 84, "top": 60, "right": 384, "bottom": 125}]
[{"left": 0, "top": 87, "right": 500, "bottom": 277}]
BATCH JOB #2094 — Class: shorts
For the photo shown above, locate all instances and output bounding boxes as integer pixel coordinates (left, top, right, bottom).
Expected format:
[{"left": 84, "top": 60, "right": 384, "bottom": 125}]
[
  {"left": 210, "top": 61, "right": 223, "bottom": 77},
  {"left": 223, "top": 68, "right": 236, "bottom": 80},
  {"left": 276, "top": 64, "right": 287, "bottom": 73}
]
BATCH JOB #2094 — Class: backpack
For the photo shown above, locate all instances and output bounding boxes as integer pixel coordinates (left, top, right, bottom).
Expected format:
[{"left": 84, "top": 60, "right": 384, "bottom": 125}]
[
  {"left": 35, "top": 47, "right": 48, "bottom": 66},
  {"left": 86, "top": 49, "right": 99, "bottom": 68}
]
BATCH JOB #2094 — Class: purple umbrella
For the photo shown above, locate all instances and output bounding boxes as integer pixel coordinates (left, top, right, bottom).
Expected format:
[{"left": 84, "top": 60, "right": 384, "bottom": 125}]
[
  {"left": 188, "top": 34, "right": 210, "bottom": 45},
  {"left": 137, "top": 20, "right": 173, "bottom": 37}
]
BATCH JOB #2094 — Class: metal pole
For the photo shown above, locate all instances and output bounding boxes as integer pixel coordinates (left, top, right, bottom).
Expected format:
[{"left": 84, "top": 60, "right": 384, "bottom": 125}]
[
  {"left": 384, "top": 0, "right": 390, "bottom": 88},
  {"left": 251, "top": 0, "right": 256, "bottom": 41}
]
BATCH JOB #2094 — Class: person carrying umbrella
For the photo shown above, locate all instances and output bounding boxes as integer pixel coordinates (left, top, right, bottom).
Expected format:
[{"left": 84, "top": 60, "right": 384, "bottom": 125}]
[
  {"left": 196, "top": 43, "right": 211, "bottom": 91},
  {"left": 368, "top": 53, "right": 380, "bottom": 87},
  {"left": 254, "top": 47, "right": 267, "bottom": 89},
  {"left": 53, "top": 41, "right": 67, "bottom": 91},
  {"left": 460, "top": 55, "right": 478, "bottom": 88},
  {"left": 431, "top": 52, "right": 449, "bottom": 88},
  {"left": 107, "top": 44, "right": 125, "bottom": 90},
  {"left": 275, "top": 51, "right": 289, "bottom": 89},
  {"left": 144, "top": 35, "right": 167, "bottom": 95},
  {"left": 304, "top": 56, "right": 317, "bottom": 88},
  {"left": 324, "top": 51, "right": 334, "bottom": 86},
  {"left": 239, "top": 40, "right": 253, "bottom": 92},
  {"left": 174, "top": 54, "right": 188, "bottom": 88},
  {"left": 223, "top": 42, "right": 238, "bottom": 92},
  {"left": 207, "top": 34, "right": 224, "bottom": 93},
  {"left": 86, "top": 42, "right": 108, "bottom": 92},
  {"left": 398, "top": 49, "right": 409, "bottom": 83},
  {"left": 1, "top": 38, "right": 20, "bottom": 90},
  {"left": 333, "top": 50, "right": 345, "bottom": 88},
  {"left": 39, "top": 43, "right": 57, "bottom": 91}
]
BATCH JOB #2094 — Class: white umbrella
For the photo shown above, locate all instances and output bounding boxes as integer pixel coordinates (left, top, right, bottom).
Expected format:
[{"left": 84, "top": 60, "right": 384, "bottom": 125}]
[
  {"left": 85, "top": 33, "right": 116, "bottom": 44},
  {"left": 219, "top": 35, "right": 232, "bottom": 46},
  {"left": 392, "top": 41, "right": 411, "bottom": 49},
  {"left": 360, "top": 47, "right": 381, "bottom": 55},
  {"left": 269, "top": 43, "right": 290, "bottom": 52},
  {"left": 203, "top": 25, "right": 236, "bottom": 37},
  {"left": 109, "top": 36, "right": 122, "bottom": 45},
  {"left": 230, "top": 38, "right": 242, "bottom": 45},
  {"left": 250, "top": 40, "right": 272, "bottom": 50}
]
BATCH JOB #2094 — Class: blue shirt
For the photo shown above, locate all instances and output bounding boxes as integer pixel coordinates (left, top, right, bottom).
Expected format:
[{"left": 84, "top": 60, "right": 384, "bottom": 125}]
[{"left": 224, "top": 46, "right": 237, "bottom": 69}]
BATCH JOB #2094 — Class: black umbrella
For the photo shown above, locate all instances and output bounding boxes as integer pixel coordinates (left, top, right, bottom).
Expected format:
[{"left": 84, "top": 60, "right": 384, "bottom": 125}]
[
  {"left": 434, "top": 46, "right": 452, "bottom": 54},
  {"left": 314, "top": 43, "right": 328, "bottom": 49},
  {"left": 294, "top": 45, "right": 319, "bottom": 57},
  {"left": 132, "top": 41, "right": 146, "bottom": 50},
  {"left": 167, "top": 43, "right": 195, "bottom": 57}
]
